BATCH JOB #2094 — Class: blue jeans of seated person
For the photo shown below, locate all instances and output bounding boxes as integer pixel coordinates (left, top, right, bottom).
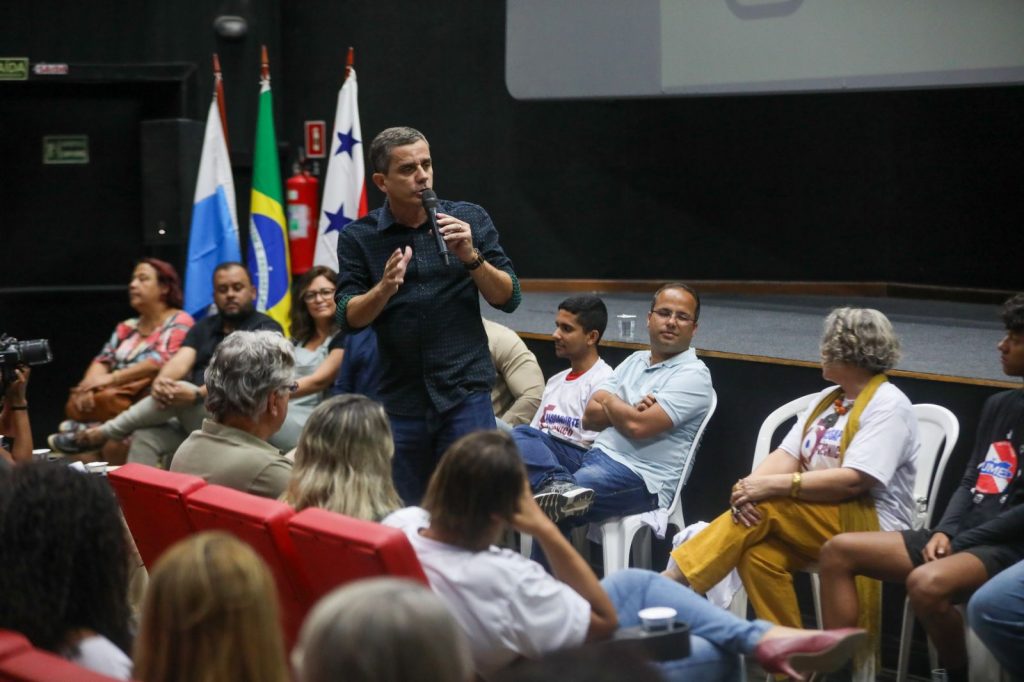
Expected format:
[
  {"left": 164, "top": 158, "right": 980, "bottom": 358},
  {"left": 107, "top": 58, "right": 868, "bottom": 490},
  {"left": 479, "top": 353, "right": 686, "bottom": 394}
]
[
  {"left": 389, "top": 391, "right": 496, "bottom": 506},
  {"left": 603, "top": 568, "right": 772, "bottom": 682},
  {"left": 967, "top": 558, "right": 1024, "bottom": 680},
  {"left": 514, "top": 428, "right": 658, "bottom": 567},
  {"left": 513, "top": 426, "right": 658, "bottom": 524}
]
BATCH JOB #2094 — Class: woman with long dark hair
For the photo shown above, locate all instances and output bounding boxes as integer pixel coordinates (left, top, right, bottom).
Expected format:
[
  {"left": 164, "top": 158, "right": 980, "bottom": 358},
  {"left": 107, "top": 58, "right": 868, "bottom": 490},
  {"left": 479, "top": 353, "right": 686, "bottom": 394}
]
[{"left": 0, "top": 462, "right": 133, "bottom": 678}]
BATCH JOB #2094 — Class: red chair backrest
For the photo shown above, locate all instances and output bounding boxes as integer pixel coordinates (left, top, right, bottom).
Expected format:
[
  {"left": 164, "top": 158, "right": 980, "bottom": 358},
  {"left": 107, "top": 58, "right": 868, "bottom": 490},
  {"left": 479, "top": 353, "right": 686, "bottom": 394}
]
[
  {"left": 184, "top": 485, "right": 309, "bottom": 648},
  {"left": 0, "top": 646, "right": 125, "bottom": 681},
  {"left": 107, "top": 463, "right": 206, "bottom": 568},
  {"left": 0, "top": 630, "right": 29, "bottom": 661},
  {"left": 287, "top": 507, "right": 429, "bottom": 604}
]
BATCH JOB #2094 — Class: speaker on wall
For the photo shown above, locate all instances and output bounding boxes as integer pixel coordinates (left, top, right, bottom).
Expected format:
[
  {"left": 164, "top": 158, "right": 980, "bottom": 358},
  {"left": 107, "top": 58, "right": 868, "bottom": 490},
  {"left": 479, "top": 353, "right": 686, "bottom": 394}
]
[{"left": 140, "top": 119, "right": 204, "bottom": 245}]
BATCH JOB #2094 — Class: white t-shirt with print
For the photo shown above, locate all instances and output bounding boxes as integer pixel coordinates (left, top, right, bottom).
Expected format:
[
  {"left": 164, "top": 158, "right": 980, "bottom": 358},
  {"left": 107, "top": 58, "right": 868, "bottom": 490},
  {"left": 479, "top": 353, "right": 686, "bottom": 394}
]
[
  {"left": 779, "top": 382, "right": 918, "bottom": 531},
  {"left": 383, "top": 507, "right": 590, "bottom": 679},
  {"left": 529, "top": 359, "right": 614, "bottom": 447}
]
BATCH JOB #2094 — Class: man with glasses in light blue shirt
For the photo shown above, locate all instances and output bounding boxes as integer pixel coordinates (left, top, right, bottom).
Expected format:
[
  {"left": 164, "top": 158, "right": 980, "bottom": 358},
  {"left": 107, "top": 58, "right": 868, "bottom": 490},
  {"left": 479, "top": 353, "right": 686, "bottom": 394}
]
[{"left": 521, "top": 283, "right": 713, "bottom": 532}]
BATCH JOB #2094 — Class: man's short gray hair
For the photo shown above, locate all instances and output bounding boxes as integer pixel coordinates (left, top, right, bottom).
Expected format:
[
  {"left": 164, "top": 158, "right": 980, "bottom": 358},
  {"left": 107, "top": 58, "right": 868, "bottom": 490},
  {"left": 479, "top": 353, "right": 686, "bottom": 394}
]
[
  {"left": 204, "top": 331, "right": 294, "bottom": 421},
  {"left": 293, "top": 577, "right": 472, "bottom": 682},
  {"left": 369, "top": 126, "right": 427, "bottom": 174},
  {"left": 820, "top": 307, "right": 901, "bottom": 374}
]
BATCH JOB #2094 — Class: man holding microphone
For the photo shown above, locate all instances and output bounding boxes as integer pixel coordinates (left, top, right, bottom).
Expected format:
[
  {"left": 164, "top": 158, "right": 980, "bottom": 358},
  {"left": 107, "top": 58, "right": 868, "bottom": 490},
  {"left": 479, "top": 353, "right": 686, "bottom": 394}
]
[{"left": 335, "top": 126, "right": 520, "bottom": 503}]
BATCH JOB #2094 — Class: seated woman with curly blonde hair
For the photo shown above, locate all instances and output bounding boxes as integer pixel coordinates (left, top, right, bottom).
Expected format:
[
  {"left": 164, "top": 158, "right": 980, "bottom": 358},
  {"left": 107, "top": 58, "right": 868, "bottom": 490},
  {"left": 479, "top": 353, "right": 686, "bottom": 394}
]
[
  {"left": 282, "top": 394, "right": 402, "bottom": 521},
  {"left": 664, "top": 308, "right": 919, "bottom": 673}
]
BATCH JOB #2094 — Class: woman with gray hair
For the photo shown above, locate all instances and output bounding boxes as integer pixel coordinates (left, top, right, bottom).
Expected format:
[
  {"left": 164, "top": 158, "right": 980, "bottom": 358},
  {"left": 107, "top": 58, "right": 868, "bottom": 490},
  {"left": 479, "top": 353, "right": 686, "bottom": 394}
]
[
  {"left": 665, "top": 308, "right": 918, "bottom": 667},
  {"left": 169, "top": 330, "right": 295, "bottom": 498},
  {"left": 281, "top": 394, "right": 402, "bottom": 521},
  {"left": 293, "top": 577, "right": 473, "bottom": 682}
]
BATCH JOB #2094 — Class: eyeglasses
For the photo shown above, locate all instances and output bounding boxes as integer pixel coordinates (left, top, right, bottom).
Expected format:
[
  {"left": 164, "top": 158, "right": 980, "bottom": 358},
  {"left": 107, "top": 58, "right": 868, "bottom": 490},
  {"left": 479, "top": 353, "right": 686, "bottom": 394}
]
[
  {"left": 280, "top": 382, "right": 299, "bottom": 394},
  {"left": 302, "top": 288, "right": 336, "bottom": 302},
  {"left": 651, "top": 308, "right": 695, "bottom": 324}
]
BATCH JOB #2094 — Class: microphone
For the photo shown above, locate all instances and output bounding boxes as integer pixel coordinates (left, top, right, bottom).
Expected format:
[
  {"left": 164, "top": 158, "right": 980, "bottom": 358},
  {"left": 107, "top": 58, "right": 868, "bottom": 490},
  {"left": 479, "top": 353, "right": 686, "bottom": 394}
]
[{"left": 421, "top": 189, "right": 449, "bottom": 266}]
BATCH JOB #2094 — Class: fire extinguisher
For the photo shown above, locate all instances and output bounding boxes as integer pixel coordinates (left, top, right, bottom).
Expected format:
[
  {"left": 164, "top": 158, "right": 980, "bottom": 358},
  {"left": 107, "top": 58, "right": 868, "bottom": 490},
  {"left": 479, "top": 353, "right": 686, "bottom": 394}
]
[{"left": 286, "top": 148, "right": 319, "bottom": 276}]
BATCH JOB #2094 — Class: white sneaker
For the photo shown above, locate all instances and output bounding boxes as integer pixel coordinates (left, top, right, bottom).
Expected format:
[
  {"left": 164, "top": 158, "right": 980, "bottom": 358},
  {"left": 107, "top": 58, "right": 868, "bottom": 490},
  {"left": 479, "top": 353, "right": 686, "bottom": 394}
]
[{"left": 533, "top": 482, "right": 595, "bottom": 523}]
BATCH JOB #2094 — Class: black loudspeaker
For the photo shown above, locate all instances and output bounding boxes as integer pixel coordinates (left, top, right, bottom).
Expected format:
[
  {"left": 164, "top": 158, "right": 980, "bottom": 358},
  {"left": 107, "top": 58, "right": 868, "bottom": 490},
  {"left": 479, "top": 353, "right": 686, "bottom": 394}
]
[{"left": 140, "top": 119, "right": 204, "bottom": 245}]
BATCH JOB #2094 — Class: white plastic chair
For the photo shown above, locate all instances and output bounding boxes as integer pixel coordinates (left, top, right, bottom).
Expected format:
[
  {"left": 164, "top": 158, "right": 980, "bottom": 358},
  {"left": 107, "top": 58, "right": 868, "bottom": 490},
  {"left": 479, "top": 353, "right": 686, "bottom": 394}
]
[
  {"left": 724, "top": 398, "right": 959, "bottom": 681},
  {"left": 895, "top": 404, "right": 959, "bottom": 682},
  {"left": 596, "top": 389, "right": 718, "bottom": 575},
  {"left": 727, "top": 392, "right": 819, "bottom": 620}
]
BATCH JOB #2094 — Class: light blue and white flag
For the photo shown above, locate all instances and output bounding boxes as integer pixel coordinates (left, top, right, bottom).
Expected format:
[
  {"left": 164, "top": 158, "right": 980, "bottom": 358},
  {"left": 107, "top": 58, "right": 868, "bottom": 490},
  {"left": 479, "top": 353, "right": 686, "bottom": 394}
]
[{"left": 183, "top": 92, "right": 241, "bottom": 318}]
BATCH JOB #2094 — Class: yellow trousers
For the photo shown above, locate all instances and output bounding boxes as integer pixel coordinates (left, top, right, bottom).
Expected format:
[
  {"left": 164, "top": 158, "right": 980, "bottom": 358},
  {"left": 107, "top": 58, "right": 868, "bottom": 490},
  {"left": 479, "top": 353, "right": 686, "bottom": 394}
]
[{"left": 671, "top": 497, "right": 841, "bottom": 627}]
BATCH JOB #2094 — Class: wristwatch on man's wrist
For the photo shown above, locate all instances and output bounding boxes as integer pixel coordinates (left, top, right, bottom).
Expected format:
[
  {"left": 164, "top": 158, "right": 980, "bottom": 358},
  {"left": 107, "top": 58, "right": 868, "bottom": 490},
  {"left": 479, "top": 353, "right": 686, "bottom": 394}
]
[{"left": 463, "top": 249, "right": 485, "bottom": 271}]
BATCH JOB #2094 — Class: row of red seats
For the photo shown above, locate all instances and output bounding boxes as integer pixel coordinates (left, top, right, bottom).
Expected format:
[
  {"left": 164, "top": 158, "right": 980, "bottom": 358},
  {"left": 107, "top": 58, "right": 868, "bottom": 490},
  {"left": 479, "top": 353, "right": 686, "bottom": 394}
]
[
  {"left": 107, "top": 463, "right": 429, "bottom": 649},
  {"left": 0, "top": 464, "right": 429, "bottom": 681}
]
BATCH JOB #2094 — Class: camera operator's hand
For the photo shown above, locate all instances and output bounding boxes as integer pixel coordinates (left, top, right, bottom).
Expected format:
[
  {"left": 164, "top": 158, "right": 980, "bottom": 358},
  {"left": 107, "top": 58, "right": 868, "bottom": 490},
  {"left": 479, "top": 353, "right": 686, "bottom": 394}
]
[
  {"left": 5, "top": 367, "right": 30, "bottom": 405},
  {"left": 2, "top": 367, "right": 32, "bottom": 464}
]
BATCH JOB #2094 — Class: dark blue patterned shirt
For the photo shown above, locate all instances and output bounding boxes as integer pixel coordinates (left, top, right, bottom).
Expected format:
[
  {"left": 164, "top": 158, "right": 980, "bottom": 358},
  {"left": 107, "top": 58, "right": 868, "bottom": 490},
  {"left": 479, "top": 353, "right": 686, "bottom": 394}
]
[{"left": 335, "top": 199, "right": 520, "bottom": 416}]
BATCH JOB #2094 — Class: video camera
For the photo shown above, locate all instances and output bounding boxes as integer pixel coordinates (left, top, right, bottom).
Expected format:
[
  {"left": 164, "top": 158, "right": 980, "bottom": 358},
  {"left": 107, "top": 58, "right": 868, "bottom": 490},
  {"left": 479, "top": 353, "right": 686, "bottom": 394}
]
[{"left": 0, "top": 335, "right": 53, "bottom": 389}]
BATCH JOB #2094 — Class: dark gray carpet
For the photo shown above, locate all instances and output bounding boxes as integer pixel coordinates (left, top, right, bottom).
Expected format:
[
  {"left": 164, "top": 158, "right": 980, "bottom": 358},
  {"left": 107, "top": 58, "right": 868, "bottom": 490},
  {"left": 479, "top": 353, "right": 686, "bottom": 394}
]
[{"left": 483, "top": 291, "right": 1011, "bottom": 384}]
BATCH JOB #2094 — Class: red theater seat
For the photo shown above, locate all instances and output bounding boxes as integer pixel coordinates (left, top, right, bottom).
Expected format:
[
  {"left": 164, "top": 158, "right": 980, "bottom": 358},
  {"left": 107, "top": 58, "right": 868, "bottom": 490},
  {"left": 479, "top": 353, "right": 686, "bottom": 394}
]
[
  {"left": 107, "top": 463, "right": 206, "bottom": 568},
  {"left": 0, "top": 637, "right": 125, "bottom": 681},
  {"left": 287, "top": 507, "right": 429, "bottom": 605},
  {"left": 0, "top": 630, "right": 29, "bottom": 661},
  {"left": 184, "top": 485, "right": 309, "bottom": 648}
]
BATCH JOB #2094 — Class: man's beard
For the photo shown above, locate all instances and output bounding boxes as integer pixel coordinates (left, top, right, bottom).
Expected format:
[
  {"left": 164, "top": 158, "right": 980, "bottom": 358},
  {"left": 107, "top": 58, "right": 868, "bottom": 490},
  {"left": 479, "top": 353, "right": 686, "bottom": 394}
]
[{"left": 219, "top": 302, "right": 254, "bottom": 322}]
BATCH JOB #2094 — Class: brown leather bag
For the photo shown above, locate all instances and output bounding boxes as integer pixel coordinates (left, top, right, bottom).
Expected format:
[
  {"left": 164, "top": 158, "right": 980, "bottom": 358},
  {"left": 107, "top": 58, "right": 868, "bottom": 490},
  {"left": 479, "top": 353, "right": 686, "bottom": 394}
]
[{"left": 64, "top": 377, "right": 153, "bottom": 422}]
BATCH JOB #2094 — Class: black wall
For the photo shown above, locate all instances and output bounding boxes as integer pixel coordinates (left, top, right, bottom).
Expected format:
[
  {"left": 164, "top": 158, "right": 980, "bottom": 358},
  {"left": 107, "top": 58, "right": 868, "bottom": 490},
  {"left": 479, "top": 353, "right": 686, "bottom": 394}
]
[
  {"left": 2, "top": 0, "right": 1022, "bottom": 289},
  {"left": 279, "top": 1, "right": 1024, "bottom": 288}
]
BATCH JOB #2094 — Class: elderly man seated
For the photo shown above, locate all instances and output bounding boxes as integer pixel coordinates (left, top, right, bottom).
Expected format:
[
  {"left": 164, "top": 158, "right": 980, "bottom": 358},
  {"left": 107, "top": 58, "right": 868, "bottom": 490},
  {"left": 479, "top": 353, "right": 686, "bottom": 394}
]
[{"left": 170, "top": 330, "right": 294, "bottom": 498}]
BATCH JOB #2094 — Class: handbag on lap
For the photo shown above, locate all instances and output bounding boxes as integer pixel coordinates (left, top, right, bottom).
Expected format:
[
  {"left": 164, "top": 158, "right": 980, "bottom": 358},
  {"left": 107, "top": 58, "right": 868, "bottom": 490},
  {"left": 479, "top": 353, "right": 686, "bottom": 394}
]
[{"left": 64, "top": 377, "right": 152, "bottom": 422}]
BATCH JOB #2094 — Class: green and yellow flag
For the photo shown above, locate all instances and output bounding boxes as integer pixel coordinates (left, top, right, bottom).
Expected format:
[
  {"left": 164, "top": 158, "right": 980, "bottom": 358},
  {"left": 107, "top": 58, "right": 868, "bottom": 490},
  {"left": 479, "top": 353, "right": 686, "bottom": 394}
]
[{"left": 247, "top": 45, "right": 291, "bottom": 335}]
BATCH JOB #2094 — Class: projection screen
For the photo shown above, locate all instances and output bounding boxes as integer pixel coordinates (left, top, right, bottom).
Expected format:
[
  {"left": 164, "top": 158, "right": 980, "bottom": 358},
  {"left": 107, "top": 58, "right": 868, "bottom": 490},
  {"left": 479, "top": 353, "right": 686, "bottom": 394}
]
[{"left": 506, "top": 0, "right": 1024, "bottom": 99}]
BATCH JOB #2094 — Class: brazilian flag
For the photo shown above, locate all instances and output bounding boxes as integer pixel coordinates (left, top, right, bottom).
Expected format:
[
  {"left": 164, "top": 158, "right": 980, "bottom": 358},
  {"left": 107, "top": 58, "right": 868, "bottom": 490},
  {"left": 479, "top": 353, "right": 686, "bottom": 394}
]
[{"left": 248, "top": 67, "right": 291, "bottom": 335}]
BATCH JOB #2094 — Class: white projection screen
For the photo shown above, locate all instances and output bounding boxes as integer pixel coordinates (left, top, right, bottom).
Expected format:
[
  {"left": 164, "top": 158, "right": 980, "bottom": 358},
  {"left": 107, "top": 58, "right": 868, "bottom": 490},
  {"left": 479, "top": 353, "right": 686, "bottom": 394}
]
[{"left": 506, "top": 0, "right": 1024, "bottom": 99}]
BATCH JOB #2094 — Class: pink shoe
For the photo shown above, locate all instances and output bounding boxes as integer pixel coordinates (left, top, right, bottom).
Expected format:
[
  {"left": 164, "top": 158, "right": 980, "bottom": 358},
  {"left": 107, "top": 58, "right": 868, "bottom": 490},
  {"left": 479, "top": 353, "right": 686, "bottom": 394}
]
[{"left": 753, "top": 628, "right": 866, "bottom": 681}]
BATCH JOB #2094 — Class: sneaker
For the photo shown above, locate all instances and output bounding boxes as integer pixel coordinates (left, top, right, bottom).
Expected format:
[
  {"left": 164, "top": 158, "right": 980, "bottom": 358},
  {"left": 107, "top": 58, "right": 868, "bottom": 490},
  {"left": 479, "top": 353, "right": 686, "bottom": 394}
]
[{"left": 533, "top": 481, "right": 595, "bottom": 523}]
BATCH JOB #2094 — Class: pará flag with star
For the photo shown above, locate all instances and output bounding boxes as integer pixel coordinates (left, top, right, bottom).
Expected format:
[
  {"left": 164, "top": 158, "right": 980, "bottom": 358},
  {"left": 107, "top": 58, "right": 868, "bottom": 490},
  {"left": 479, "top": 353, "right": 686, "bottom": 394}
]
[
  {"left": 248, "top": 54, "right": 291, "bottom": 335},
  {"left": 184, "top": 83, "right": 241, "bottom": 318},
  {"left": 313, "top": 66, "right": 367, "bottom": 271}
]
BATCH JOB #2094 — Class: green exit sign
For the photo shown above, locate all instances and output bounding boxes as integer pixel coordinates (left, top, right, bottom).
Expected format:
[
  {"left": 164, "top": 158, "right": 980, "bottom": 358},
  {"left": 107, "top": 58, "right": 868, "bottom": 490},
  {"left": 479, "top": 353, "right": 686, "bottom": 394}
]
[
  {"left": 43, "top": 135, "right": 90, "bottom": 165},
  {"left": 0, "top": 57, "right": 28, "bottom": 80}
]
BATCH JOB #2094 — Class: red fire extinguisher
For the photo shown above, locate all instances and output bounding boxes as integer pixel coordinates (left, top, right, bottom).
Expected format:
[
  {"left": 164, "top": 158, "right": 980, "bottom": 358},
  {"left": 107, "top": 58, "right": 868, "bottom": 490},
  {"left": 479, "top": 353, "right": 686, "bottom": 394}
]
[{"left": 286, "top": 150, "right": 319, "bottom": 276}]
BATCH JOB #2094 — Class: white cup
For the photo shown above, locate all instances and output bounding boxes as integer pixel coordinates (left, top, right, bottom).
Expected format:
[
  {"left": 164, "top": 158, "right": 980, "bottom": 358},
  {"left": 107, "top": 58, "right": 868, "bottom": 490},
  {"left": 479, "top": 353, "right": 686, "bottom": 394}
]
[
  {"left": 85, "top": 461, "right": 108, "bottom": 476},
  {"left": 617, "top": 314, "right": 637, "bottom": 338},
  {"left": 638, "top": 606, "right": 677, "bottom": 632}
]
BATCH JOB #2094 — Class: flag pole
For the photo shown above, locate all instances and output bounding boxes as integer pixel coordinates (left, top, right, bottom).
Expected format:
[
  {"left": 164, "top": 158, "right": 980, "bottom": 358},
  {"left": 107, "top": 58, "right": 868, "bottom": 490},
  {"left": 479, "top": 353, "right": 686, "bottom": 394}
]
[
  {"left": 344, "top": 46, "right": 354, "bottom": 83},
  {"left": 212, "top": 53, "right": 229, "bottom": 149},
  {"left": 260, "top": 44, "right": 270, "bottom": 82}
]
